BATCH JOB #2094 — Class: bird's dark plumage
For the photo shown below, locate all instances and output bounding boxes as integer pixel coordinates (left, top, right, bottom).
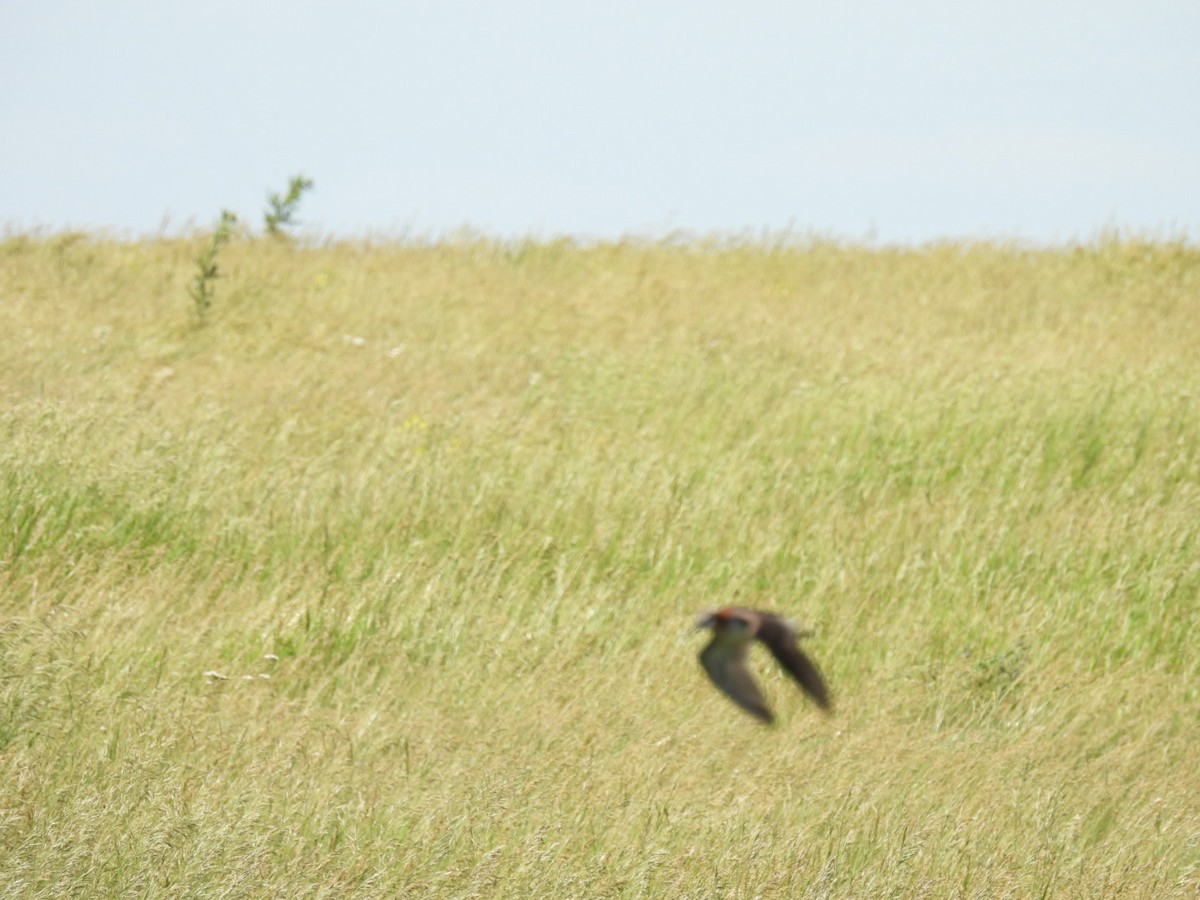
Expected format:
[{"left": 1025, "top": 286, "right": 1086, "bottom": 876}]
[{"left": 694, "top": 607, "right": 831, "bottom": 723}]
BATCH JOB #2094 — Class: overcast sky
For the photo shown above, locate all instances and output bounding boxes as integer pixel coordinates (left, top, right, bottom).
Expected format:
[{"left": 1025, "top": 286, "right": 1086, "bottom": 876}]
[{"left": 3, "top": 1, "right": 1198, "bottom": 243}]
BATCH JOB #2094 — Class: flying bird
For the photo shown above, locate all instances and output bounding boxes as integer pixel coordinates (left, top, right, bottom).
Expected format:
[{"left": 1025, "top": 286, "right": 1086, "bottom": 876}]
[{"left": 694, "top": 607, "right": 831, "bottom": 723}]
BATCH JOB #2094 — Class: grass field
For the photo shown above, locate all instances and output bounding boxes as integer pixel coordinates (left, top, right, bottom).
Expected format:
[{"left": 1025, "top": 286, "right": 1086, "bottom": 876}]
[{"left": 2, "top": 231, "right": 1198, "bottom": 897}]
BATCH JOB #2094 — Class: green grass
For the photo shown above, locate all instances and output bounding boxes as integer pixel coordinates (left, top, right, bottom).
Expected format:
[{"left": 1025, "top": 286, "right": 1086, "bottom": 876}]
[{"left": 1, "top": 231, "right": 1199, "bottom": 897}]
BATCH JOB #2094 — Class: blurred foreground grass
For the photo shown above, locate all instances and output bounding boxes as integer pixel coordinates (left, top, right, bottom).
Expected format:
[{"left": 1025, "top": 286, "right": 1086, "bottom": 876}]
[{"left": 1, "top": 232, "right": 1198, "bottom": 897}]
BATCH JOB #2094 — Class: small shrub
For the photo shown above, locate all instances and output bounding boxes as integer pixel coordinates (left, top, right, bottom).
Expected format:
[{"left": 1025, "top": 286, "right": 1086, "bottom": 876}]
[
  {"left": 264, "top": 175, "right": 314, "bottom": 237},
  {"left": 188, "top": 210, "right": 237, "bottom": 320}
]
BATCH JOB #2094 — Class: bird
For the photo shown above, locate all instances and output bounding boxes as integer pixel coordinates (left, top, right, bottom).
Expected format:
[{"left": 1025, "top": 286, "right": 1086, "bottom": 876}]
[{"left": 693, "top": 607, "right": 831, "bottom": 724}]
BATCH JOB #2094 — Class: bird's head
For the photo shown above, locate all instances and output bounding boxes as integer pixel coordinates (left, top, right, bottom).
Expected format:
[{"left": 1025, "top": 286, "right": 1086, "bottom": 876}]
[{"left": 692, "top": 608, "right": 751, "bottom": 634}]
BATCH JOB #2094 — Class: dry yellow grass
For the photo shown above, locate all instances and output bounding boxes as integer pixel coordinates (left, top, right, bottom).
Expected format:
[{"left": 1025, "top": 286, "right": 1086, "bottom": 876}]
[{"left": 1, "top": 231, "right": 1198, "bottom": 897}]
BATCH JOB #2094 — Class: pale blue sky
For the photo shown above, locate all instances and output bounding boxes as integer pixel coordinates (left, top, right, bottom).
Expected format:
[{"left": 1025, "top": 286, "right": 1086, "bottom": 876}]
[{"left": 3, "top": 1, "right": 1197, "bottom": 243}]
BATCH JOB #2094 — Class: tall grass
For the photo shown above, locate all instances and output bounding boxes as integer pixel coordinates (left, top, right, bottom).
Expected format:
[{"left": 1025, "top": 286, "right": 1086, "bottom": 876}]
[{"left": 1, "top": 232, "right": 1198, "bottom": 897}]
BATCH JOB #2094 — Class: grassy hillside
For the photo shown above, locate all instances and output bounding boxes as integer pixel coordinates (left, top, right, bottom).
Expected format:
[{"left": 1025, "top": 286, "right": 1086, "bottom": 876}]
[{"left": 1, "top": 232, "right": 1198, "bottom": 897}]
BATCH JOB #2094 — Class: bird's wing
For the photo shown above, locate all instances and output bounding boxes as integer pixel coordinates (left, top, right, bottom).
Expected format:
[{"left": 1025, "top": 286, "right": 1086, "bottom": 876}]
[
  {"left": 700, "top": 634, "right": 774, "bottom": 724},
  {"left": 756, "top": 615, "right": 832, "bottom": 712}
]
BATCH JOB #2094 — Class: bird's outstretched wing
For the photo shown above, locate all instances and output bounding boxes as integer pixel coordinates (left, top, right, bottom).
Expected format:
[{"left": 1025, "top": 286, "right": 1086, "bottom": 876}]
[
  {"left": 699, "top": 634, "right": 774, "bottom": 723},
  {"left": 756, "top": 614, "right": 832, "bottom": 712}
]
